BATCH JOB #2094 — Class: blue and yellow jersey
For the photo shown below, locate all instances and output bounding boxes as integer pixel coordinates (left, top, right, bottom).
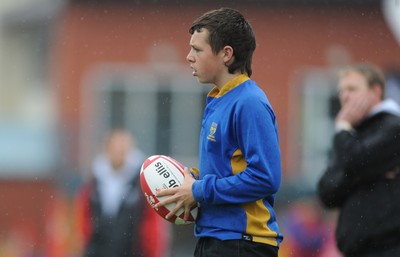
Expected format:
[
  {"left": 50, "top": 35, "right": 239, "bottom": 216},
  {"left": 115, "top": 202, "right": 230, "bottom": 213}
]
[{"left": 192, "top": 74, "right": 283, "bottom": 247}]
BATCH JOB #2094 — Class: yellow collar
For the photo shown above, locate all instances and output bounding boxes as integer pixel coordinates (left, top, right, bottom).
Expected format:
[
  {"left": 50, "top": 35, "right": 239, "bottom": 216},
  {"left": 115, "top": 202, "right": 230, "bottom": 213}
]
[{"left": 208, "top": 74, "right": 250, "bottom": 98}]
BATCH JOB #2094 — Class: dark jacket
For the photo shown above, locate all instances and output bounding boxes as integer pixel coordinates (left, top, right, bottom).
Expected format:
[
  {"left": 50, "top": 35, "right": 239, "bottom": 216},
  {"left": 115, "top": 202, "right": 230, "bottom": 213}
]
[
  {"left": 318, "top": 101, "right": 400, "bottom": 256},
  {"left": 76, "top": 151, "right": 169, "bottom": 257},
  {"left": 84, "top": 176, "right": 144, "bottom": 257}
]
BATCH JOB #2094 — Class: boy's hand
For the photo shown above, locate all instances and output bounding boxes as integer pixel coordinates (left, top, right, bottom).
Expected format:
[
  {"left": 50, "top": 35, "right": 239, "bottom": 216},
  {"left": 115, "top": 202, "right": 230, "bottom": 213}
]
[{"left": 155, "top": 167, "right": 197, "bottom": 221}]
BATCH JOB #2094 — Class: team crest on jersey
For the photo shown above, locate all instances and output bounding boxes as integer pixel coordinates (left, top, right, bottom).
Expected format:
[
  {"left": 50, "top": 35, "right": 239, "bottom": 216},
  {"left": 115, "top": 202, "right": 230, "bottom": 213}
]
[{"left": 207, "top": 122, "right": 218, "bottom": 142}]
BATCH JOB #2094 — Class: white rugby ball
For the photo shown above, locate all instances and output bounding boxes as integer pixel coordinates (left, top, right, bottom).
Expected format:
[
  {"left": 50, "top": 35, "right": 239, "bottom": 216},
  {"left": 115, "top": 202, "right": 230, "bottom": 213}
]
[{"left": 140, "top": 155, "right": 198, "bottom": 225}]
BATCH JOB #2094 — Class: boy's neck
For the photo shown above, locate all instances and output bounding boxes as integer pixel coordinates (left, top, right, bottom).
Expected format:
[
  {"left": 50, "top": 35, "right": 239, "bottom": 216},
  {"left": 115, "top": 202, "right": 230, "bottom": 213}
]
[{"left": 215, "top": 71, "right": 244, "bottom": 90}]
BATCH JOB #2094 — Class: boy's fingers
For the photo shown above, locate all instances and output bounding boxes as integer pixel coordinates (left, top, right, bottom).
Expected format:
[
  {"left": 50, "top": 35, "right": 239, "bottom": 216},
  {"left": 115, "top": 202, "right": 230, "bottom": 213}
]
[
  {"left": 165, "top": 202, "right": 183, "bottom": 219},
  {"left": 156, "top": 187, "right": 176, "bottom": 197}
]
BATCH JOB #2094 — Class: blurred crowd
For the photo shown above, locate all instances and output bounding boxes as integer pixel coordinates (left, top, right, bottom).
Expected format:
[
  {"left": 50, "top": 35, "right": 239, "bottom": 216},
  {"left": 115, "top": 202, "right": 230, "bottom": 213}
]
[{"left": 0, "top": 192, "right": 343, "bottom": 257}]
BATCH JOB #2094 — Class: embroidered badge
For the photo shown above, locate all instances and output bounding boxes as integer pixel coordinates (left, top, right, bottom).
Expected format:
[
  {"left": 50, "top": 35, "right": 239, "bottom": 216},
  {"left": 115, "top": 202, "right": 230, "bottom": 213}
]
[{"left": 207, "top": 122, "right": 218, "bottom": 142}]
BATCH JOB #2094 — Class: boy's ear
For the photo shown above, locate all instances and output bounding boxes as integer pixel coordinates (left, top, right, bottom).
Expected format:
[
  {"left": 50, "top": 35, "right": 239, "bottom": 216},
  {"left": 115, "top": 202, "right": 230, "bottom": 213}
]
[{"left": 222, "top": 46, "right": 234, "bottom": 64}]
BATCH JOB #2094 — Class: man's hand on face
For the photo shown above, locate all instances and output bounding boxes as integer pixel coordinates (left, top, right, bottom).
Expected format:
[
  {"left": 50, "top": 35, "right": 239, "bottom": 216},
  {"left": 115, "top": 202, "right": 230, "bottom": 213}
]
[{"left": 336, "top": 90, "right": 374, "bottom": 127}]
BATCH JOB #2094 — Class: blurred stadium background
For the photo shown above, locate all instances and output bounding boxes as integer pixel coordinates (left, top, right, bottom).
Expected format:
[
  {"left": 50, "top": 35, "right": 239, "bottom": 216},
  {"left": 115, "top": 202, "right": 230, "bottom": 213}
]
[{"left": 0, "top": 0, "right": 399, "bottom": 256}]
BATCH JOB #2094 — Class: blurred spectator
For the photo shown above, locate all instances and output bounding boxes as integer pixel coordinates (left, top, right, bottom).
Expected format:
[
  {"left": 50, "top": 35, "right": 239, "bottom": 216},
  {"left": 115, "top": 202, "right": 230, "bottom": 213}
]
[
  {"left": 75, "top": 129, "right": 170, "bottom": 257},
  {"left": 279, "top": 197, "right": 342, "bottom": 257},
  {"left": 318, "top": 63, "right": 400, "bottom": 257}
]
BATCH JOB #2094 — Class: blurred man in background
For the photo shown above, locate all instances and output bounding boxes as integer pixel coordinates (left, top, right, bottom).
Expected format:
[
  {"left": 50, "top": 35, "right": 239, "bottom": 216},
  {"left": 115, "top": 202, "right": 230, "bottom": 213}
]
[
  {"left": 318, "top": 63, "right": 400, "bottom": 257},
  {"left": 75, "top": 129, "right": 170, "bottom": 257}
]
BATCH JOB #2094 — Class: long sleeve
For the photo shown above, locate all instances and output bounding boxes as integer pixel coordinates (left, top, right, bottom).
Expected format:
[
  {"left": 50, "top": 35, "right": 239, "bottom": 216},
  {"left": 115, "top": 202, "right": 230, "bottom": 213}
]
[
  {"left": 193, "top": 94, "right": 281, "bottom": 204},
  {"left": 317, "top": 153, "right": 355, "bottom": 208},
  {"left": 333, "top": 115, "right": 400, "bottom": 183},
  {"left": 318, "top": 113, "right": 400, "bottom": 208}
]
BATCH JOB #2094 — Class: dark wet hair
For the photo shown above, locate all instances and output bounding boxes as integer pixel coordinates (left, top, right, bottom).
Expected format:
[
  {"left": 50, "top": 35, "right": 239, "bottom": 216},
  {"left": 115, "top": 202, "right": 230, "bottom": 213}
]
[{"left": 189, "top": 7, "right": 256, "bottom": 76}]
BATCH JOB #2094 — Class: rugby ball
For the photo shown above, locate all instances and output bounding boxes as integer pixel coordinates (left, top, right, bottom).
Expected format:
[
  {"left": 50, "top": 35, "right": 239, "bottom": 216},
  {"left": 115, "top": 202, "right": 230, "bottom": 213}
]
[{"left": 140, "top": 155, "right": 198, "bottom": 225}]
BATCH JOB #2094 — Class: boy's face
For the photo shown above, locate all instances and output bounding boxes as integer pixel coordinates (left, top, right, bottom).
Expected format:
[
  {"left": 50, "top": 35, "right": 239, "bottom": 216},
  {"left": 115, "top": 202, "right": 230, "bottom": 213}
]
[{"left": 186, "top": 28, "right": 225, "bottom": 85}]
